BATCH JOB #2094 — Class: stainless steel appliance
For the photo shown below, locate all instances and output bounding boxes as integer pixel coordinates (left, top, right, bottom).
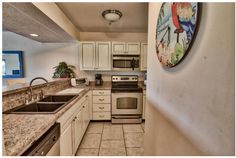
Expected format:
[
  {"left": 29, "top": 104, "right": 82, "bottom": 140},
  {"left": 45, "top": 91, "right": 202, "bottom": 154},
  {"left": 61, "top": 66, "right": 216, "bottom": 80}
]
[
  {"left": 111, "top": 75, "right": 143, "bottom": 123},
  {"left": 112, "top": 55, "right": 140, "bottom": 71},
  {"left": 22, "top": 123, "right": 60, "bottom": 156},
  {"left": 95, "top": 74, "right": 103, "bottom": 86}
]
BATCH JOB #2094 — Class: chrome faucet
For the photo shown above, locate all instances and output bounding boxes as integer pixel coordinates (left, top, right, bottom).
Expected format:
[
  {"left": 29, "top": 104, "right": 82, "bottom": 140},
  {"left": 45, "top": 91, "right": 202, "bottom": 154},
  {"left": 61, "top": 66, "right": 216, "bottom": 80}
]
[{"left": 28, "top": 77, "right": 49, "bottom": 102}]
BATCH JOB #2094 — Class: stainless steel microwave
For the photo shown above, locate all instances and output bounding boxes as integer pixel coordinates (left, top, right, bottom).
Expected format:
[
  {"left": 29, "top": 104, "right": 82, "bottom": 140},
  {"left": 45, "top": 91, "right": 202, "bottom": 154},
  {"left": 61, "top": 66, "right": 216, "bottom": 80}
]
[{"left": 112, "top": 55, "right": 140, "bottom": 71}]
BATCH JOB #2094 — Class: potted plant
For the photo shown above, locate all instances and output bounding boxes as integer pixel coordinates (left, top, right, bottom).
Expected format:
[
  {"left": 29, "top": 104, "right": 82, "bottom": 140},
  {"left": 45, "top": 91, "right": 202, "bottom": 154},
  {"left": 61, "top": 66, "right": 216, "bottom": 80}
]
[{"left": 52, "top": 62, "right": 76, "bottom": 78}]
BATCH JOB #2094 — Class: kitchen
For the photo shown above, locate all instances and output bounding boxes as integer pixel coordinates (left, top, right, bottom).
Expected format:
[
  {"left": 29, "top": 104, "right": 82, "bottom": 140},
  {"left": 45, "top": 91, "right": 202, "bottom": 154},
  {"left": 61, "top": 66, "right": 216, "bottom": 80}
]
[{"left": 2, "top": 2, "right": 235, "bottom": 156}]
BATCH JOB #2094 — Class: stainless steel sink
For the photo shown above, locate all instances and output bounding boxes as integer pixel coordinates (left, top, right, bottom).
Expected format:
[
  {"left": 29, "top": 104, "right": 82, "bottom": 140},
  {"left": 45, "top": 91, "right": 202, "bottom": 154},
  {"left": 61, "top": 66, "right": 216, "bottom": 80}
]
[
  {"left": 38, "top": 95, "right": 76, "bottom": 102},
  {"left": 4, "top": 95, "right": 77, "bottom": 114}
]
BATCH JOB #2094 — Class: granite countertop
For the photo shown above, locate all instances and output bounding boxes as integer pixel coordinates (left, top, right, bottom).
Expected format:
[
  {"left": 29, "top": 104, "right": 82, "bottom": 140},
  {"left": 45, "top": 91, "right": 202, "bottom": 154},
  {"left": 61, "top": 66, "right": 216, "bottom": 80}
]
[
  {"left": 3, "top": 87, "right": 90, "bottom": 156},
  {"left": 3, "top": 81, "right": 145, "bottom": 156},
  {"left": 89, "top": 81, "right": 112, "bottom": 90}
]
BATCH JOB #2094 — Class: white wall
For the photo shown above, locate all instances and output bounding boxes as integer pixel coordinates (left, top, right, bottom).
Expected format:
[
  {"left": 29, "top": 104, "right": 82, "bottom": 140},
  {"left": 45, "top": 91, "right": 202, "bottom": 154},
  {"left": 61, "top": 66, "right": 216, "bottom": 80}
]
[
  {"left": 145, "top": 3, "right": 234, "bottom": 155},
  {"left": 2, "top": 31, "right": 79, "bottom": 86}
]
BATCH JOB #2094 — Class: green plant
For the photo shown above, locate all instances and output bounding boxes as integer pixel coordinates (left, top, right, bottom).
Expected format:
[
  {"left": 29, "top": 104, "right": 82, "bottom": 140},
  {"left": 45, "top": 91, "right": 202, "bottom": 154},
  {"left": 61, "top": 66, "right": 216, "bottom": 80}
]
[{"left": 52, "top": 62, "right": 76, "bottom": 78}]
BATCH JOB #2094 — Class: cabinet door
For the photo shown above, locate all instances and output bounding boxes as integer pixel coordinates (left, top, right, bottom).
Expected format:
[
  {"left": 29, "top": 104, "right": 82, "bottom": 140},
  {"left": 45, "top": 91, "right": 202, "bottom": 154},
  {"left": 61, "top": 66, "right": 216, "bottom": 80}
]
[
  {"left": 96, "top": 42, "right": 111, "bottom": 70},
  {"left": 73, "top": 110, "right": 83, "bottom": 154},
  {"left": 60, "top": 123, "right": 73, "bottom": 156},
  {"left": 126, "top": 42, "right": 140, "bottom": 55},
  {"left": 80, "top": 42, "right": 95, "bottom": 70},
  {"left": 141, "top": 43, "right": 148, "bottom": 71},
  {"left": 142, "top": 95, "right": 146, "bottom": 119},
  {"left": 82, "top": 100, "right": 90, "bottom": 130},
  {"left": 112, "top": 42, "right": 126, "bottom": 54}
]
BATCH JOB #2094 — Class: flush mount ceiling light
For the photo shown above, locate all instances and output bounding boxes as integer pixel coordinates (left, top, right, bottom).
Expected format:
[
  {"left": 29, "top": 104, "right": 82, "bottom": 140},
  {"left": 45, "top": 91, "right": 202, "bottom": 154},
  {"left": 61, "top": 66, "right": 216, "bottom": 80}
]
[
  {"left": 29, "top": 33, "right": 39, "bottom": 37},
  {"left": 102, "top": 9, "right": 122, "bottom": 25}
]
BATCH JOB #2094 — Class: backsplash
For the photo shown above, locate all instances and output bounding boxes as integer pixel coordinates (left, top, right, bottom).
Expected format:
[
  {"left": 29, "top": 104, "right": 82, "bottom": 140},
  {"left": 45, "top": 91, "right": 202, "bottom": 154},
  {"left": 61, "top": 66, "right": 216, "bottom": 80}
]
[
  {"left": 77, "top": 70, "right": 146, "bottom": 81},
  {"left": 2, "top": 79, "right": 71, "bottom": 112}
]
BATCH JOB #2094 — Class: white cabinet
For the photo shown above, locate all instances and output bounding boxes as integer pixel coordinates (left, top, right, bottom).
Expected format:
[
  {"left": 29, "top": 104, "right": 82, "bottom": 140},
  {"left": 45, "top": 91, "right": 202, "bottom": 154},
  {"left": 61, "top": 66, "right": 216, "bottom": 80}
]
[
  {"left": 126, "top": 42, "right": 141, "bottom": 55},
  {"left": 73, "top": 109, "right": 83, "bottom": 153},
  {"left": 57, "top": 91, "right": 91, "bottom": 156},
  {"left": 80, "top": 42, "right": 96, "bottom": 70},
  {"left": 142, "top": 90, "right": 146, "bottom": 119},
  {"left": 82, "top": 96, "right": 90, "bottom": 130},
  {"left": 112, "top": 42, "right": 140, "bottom": 55},
  {"left": 92, "top": 90, "right": 111, "bottom": 120},
  {"left": 140, "top": 43, "right": 148, "bottom": 71},
  {"left": 60, "top": 123, "right": 73, "bottom": 156},
  {"left": 112, "top": 42, "right": 126, "bottom": 54},
  {"left": 80, "top": 41, "right": 111, "bottom": 71},
  {"left": 95, "top": 42, "right": 111, "bottom": 70}
]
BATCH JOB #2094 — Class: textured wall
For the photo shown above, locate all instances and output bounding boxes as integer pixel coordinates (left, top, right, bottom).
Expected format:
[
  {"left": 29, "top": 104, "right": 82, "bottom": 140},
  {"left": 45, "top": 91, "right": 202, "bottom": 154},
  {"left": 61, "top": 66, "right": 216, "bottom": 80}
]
[{"left": 144, "top": 3, "right": 235, "bottom": 155}]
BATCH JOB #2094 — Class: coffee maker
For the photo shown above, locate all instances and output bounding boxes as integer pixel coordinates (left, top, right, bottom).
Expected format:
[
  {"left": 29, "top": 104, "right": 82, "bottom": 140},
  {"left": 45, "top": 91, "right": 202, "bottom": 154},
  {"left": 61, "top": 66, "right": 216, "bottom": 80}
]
[{"left": 95, "top": 74, "right": 103, "bottom": 86}]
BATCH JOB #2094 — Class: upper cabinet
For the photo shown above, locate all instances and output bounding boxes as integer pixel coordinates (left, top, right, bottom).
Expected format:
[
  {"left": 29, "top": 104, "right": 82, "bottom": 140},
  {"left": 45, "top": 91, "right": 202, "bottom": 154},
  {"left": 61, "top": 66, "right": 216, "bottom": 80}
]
[
  {"left": 79, "top": 42, "right": 96, "bottom": 70},
  {"left": 96, "top": 42, "right": 111, "bottom": 70},
  {"left": 80, "top": 41, "right": 111, "bottom": 71},
  {"left": 112, "top": 42, "right": 140, "bottom": 55},
  {"left": 140, "top": 43, "right": 148, "bottom": 71}
]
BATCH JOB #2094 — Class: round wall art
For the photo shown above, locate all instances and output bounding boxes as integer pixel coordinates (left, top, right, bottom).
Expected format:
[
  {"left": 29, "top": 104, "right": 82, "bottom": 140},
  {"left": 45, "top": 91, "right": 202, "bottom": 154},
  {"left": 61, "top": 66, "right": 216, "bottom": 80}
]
[{"left": 156, "top": 3, "right": 199, "bottom": 67}]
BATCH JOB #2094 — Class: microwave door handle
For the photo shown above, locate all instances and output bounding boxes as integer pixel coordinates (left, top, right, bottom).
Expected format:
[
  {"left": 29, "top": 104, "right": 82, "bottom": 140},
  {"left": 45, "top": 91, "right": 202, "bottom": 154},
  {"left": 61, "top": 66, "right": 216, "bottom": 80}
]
[{"left": 131, "top": 58, "right": 135, "bottom": 70}]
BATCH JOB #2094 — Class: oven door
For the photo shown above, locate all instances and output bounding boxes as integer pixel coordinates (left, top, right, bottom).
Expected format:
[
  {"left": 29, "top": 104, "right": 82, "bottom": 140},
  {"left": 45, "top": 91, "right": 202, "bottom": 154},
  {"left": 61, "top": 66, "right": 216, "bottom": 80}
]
[
  {"left": 112, "top": 92, "right": 142, "bottom": 115},
  {"left": 112, "top": 56, "right": 140, "bottom": 71}
]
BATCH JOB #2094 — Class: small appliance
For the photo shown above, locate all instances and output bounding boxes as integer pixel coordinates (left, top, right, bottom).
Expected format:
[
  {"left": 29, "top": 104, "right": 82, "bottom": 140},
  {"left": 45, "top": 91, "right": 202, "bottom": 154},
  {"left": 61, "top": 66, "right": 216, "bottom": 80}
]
[
  {"left": 71, "top": 78, "right": 89, "bottom": 87},
  {"left": 95, "top": 74, "right": 103, "bottom": 86}
]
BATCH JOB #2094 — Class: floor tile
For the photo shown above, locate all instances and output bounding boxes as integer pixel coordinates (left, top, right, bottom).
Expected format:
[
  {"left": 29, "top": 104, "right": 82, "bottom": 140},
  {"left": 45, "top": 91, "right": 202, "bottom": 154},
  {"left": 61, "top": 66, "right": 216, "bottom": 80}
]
[
  {"left": 102, "top": 125, "right": 124, "bottom": 140},
  {"left": 126, "top": 147, "right": 144, "bottom": 156},
  {"left": 86, "top": 122, "right": 104, "bottom": 134},
  {"left": 79, "top": 133, "right": 101, "bottom": 148},
  {"left": 104, "top": 122, "right": 122, "bottom": 128},
  {"left": 124, "top": 133, "right": 144, "bottom": 148},
  {"left": 123, "top": 124, "right": 143, "bottom": 133},
  {"left": 99, "top": 148, "right": 126, "bottom": 156},
  {"left": 100, "top": 140, "right": 125, "bottom": 148},
  {"left": 76, "top": 148, "right": 99, "bottom": 156}
]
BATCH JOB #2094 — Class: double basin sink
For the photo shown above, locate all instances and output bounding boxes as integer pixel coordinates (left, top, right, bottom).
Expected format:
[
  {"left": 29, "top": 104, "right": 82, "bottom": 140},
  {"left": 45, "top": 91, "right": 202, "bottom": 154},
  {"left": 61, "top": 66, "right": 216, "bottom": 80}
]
[{"left": 4, "top": 95, "right": 77, "bottom": 114}]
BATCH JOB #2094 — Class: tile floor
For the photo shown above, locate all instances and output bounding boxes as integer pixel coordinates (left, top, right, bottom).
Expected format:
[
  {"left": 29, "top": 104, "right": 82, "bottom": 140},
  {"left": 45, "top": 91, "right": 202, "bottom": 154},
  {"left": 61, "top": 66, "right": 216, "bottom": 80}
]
[{"left": 76, "top": 121, "right": 145, "bottom": 156}]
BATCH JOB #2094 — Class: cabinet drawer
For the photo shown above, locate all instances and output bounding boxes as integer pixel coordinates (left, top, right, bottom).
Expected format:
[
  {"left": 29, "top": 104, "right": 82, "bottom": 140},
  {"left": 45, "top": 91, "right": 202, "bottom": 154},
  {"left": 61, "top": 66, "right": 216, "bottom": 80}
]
[
  {"left": 93, "top": 90, "right": 111, "bottom": 96},
  {"left": 93, "top": 112, "right": 111, "bottom": 120},
  {"left": 93, "top": 95, "right": 110, "bottom": 103},
  {"left": 93, "top": 104, "right": 111, "bottom": 112}
]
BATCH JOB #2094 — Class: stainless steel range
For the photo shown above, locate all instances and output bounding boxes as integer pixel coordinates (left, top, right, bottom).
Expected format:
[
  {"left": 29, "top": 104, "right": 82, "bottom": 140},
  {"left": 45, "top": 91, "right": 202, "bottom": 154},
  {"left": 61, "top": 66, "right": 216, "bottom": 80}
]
[{"left": 111, "top": 75, "right": 143, "bottom": 123}]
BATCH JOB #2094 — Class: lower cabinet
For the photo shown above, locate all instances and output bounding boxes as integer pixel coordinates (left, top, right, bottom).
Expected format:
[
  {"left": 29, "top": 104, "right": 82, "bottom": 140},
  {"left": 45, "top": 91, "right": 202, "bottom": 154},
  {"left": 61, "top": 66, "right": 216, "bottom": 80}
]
[
  {"left": 60, "top": 123, "right": 73, "bottom": 156},
  {"left": 142, "top": 90, "right": 146, "bottom": 119},
  {"left": 73, "top": 109, "right": 83, "bottom": 153},
  {"left": 92, "top": 90, "right": 111, "bottom": 120},
  {"left": 57, "top": 91, "right": 91, "bottom": 156}
]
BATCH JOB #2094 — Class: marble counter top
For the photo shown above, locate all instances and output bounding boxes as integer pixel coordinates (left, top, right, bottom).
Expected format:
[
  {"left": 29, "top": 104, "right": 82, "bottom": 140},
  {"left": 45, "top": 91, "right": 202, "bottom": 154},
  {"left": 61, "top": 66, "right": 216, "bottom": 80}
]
[{"left": 3, "top": 88, "right": 90, "bottom": 156}]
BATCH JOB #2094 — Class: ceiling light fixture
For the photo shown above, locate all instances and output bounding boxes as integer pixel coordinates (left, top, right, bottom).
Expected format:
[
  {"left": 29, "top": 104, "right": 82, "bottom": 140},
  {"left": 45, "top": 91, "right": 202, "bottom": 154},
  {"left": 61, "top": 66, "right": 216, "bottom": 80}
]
[
  {"left": 30, "top": 33, "right": 39, "bottom": 37},
  {"left": 102, "top": 9, "right": 122, "bottom": 25}
]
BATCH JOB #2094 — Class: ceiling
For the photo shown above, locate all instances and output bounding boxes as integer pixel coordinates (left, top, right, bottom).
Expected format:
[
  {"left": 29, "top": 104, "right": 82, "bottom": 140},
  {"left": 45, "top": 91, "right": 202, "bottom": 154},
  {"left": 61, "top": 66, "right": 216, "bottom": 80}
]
[
  {"left": 3, "top": 3, "right": 75, "bottom": 43},
  {"left": 57, "top": 3, "right": 148, "bottom": 33}
]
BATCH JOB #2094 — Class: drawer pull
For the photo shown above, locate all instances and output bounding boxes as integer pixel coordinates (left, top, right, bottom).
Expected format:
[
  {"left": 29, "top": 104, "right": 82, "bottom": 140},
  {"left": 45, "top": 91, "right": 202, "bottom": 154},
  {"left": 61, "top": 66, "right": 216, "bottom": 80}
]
[
  {"left": 99, "top": 98, "right": 104, "bottom": 101},
  {"left": 99, "top": 107, "right": 105, "bottom": 109},
  {"left": 99, "top": 115, "right": 104, "bottom": 118},
  {"left": 99, "top": 92, "right": 104, "bottom": 94}
]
